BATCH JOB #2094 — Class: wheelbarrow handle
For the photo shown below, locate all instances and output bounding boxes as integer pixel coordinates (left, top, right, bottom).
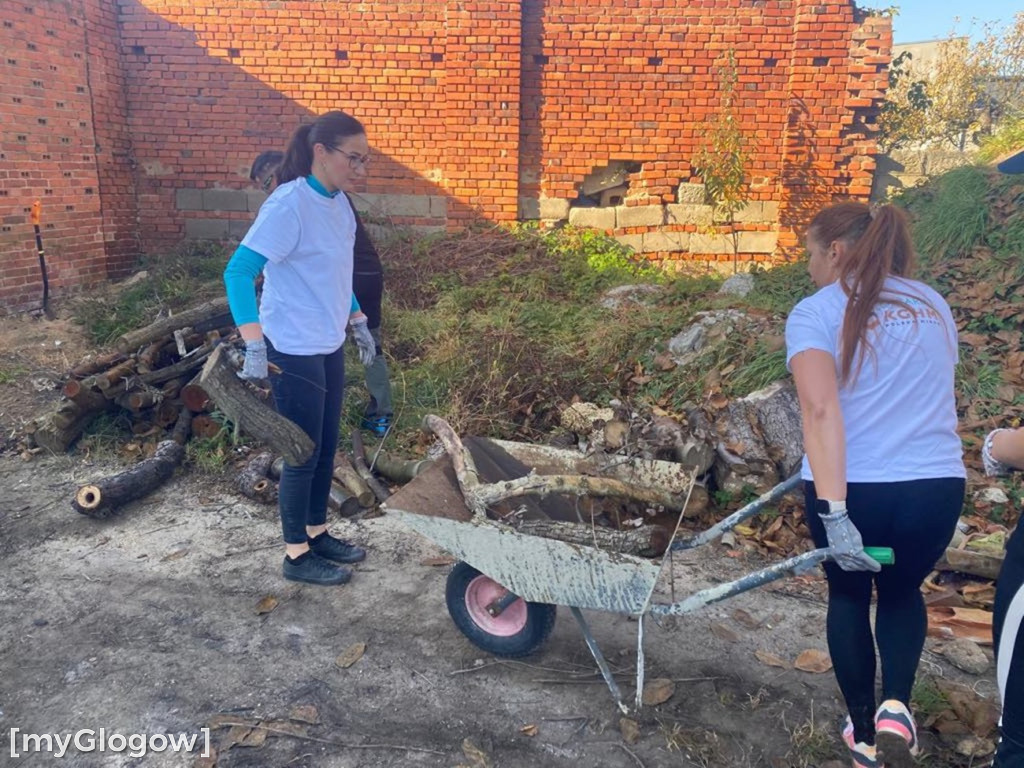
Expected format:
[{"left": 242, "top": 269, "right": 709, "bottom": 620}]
[{"left": 864, "top": 546, "right": 895, "bottom": 565}]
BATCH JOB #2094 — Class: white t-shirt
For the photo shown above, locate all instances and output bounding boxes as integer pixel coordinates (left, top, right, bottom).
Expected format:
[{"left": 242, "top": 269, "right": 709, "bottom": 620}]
[
  {"left": 785, "top": 276, "right": 965, "bottom": 482},
  {"left": 241, "top": 178, "right": 356, "bottom": 355}
]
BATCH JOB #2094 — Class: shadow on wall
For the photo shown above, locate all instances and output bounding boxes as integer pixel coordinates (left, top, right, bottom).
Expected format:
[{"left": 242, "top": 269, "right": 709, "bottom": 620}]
[{"left": 119, "top": 1, "right": 482, "bottom": 254}]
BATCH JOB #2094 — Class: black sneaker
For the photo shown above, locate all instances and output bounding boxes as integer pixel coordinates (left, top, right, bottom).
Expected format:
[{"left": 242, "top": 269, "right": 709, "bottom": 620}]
[
  {"left": 308, "top": 531, "right": 367, "bottom": 564},
  {"left": 283, "top": 550, "right": 352, "bottom": 585}
]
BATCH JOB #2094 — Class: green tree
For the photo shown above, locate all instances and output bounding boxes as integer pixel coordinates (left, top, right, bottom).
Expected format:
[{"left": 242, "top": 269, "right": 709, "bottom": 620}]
[{"left": 696, "top": 50, "right": 750, "bottom": 274}]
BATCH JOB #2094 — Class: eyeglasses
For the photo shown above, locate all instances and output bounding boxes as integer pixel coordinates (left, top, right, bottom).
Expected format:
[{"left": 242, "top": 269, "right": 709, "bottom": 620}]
[
  {"left": 260, "top": 173, "right": 275, "bottom": 192},
  {"left": 326, "top": 146, "right": 371, "bottom": 170}
]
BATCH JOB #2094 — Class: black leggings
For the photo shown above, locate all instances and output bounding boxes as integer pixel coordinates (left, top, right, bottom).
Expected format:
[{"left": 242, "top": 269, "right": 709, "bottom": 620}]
[
  {"left": 266, "top": 340, "right": 346, "bottom": 545},
  {"left": 994, "top": 526, "right": 1024, "bottom": 767},
  {"left": 804, "top": 478, "right": 965, "bottom": 743}
]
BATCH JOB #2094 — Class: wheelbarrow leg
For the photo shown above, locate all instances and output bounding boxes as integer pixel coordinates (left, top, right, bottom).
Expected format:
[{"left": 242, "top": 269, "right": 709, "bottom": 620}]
[{"left": 570, "top": 606, "right": 629, "bottom": 714}]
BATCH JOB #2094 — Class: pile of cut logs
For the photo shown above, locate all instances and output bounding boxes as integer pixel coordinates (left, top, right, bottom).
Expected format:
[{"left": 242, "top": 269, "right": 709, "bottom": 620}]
[{"left": 24, "top": 297, "right": 236, "bottom": 456}]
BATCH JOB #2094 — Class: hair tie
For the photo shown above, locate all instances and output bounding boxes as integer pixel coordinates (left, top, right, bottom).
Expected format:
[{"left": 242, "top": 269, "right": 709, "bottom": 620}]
[{"left": 869, "top": 204, "right": 880, "bottom": 220}]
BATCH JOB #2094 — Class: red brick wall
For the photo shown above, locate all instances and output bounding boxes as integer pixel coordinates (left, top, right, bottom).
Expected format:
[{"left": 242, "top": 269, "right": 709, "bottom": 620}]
[
  {"left": 0, "top": 0, "right": 130, "bottom": 311},
  {"left": 0, "top": 0, "right": 889, "bottom": 308}
]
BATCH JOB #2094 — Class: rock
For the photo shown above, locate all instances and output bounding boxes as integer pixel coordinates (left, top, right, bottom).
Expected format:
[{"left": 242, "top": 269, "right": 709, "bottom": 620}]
[
  {"left": 942, "top": 638, "right": 989, "bottom": 675},
  {"left": 973, "top": 487, "right": 1010, "bottom": 505},
  {"left": 560, "top": 402, "right": 615, "bottom": 433},
  {"left": 603, "top": 419, "right": 630, "bottom": 450},
  {"left": 718, "top": 272, "right": 755, "bottom": 297},
  {"left": 955, "top": 736, "right": 996, "bottom": 758},
  {"left": 599, "top": 284, "right": 663, "bottom": 309},
  {"left": 668, "top": 309, "right": 747, "bottom": 367}
]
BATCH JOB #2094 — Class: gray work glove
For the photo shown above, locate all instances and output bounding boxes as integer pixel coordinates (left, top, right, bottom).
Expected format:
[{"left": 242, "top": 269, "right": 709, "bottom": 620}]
[
  {"left": 238, "top": 338, "right": 268, "bottom": 381},
  {"left": 817, "top": 500, "right": 881, "bottom": 572},
  {"left": 350, "top": 317, "right": 376, "bottom": 366}
]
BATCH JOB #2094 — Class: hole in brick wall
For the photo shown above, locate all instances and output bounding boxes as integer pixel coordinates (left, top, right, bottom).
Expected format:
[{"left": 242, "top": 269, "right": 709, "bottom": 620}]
[
  {"left": 45, "top": 29, "right": 56, "bottom": 36},
  {"left": 62, "top": 171, "right": 71, "bottom": 178},
  {"left": 227, "top": 47, "right": 241, "bottom": 58},
  {"left": 76, "top": 86, "right": 86, "bottom": 93},
  {"left": 49, "top": 64, "right": 56, "bottom": 71},
  {"left": 79, "top": 121, "right": 87, "bottom": 127},
  {"left": 56, "top": 101, "right": 64, "bottom": 108},
  {"left": 26, "top": 42, "right": 36, "bottom": 51},
  {"left": 12, "top": 97, "right": 21, "bottom": 104},
  {"left": 335, "top": 49, "right": 348, "bottom": 60},
  {"left": 533, "top": 54, "right": 548, "bottom": 64},
  {"left": 82, "top": 155, "right": 90, "bottom": 160},
  {"left": 648, "top": 56, "right": 663, "bottom": 66},
  {"left": 32, "top": 80, "right": 42, "bottom": 87},
  {"left": 813, "top": 57, "right": 829, "bottom": 66},
  {"left": 764, "top": 57, "right": 778, "bottom": 67},
  {"left": 430, "top": 52, "right": 443, "bottom": 62},
  {"left": 65, "top": 205, "right": 74, "bottom": 211},
  {"left": 132, "top": 45, "right": 145, "bottom": 55},
  {"left": 60, "top": 137, "right": 70, "bottom": 144},
  {"left": 44, "top": 188, "right": 54, "bottom": 195},
  {"left": 575, "top": 160, "right": 642, "bottom": 207},
  {"left": 16, "top": 135, "right": 26, "bottom": 142},
  {"left": 45, "top": 223, "right": 54, "bottom": 229},
  {"left": 7, "top": 59, "right": 16, "bottom": 66},
  {"left": 0, "top": 190, "right": 7, "bottom": 197},
  {"left": 1, "top": 227, "right": 11, "bottom": 233},
  {"left": 42, "top": 153, "right": 51, "bottom": 160},
  {"left": 85, "top": 188, "right": 94, "bottom": 194},
  {"left": 73, "top": 52, "right": 82, "bottom": 59},
  {"left": 23, "top": 4, "right": 33, "bottom": 12},
  {"left": 3, "top": 20, "right": 13, "bottom": 28},
  {"left": 37, "top": 118, "right": 47, "bottom": 125},
  {"left": 20, "top": 171, "right": 29, "bottom": 177}
]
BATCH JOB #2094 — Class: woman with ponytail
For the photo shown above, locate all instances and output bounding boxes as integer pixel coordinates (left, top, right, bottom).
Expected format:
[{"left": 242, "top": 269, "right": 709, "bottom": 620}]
[
  {"left": 223, "top": 111, "right": 377, "bottom": 586},
  {"left": 785, "top": 201, "right": 966, "bottom": 768}
]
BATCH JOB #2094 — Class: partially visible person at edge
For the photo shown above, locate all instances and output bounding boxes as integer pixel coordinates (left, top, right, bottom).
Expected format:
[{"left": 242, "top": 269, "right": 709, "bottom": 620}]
[
  {"left": 785, "top": 201, "right": 966, "bottom": 768},
  {"left": 980, "top": 145, "right": 1024, "bottom": 768},
  {"left": 250, "top": 150, "right": 395, "bottom": 437},
  {"left": 223, "top": 111, "right": 378, "bottom": 586}
]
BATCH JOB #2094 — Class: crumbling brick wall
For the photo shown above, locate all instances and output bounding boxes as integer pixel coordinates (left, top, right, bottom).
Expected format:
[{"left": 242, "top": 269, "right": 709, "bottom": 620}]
[{"left": 0, "top": 0, "right": 889, "bottom": 309}]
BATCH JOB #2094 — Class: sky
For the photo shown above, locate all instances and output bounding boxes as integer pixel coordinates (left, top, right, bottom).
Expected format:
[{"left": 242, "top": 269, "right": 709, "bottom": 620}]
[{"left": 858, "top": 0, "right": 1018, "bottom": 43}]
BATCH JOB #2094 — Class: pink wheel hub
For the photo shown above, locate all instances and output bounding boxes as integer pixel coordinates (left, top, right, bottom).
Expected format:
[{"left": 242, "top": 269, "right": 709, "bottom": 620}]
[{"left": 464, "top": 574, "right": 527, "bottom": 636}]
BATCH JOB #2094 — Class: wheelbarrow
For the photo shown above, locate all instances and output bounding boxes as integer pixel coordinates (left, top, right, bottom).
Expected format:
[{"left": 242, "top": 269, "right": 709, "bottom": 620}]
[{"left": 382, "top": 416, "right": 893, "bottom": 713}]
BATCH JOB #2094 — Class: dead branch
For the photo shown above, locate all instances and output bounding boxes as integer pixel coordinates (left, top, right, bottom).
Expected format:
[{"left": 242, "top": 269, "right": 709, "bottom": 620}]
[
  {"left": 72, "top": 440, "right": 185, "bottom": 519},
  {"left": 351, "top": 429, "right": 391, "bottom": 502},
  {"left": 236, "top": 452, "right": 278, "bottom": 505},
  {"left": 516, "top": 519, "right": 669, "bottom": 557},
  {"left": 115, "top": 297, "right": 229, "bottom": 353},
  {"left": 332, "top": 452, "right": 374, "bottom": 507}
]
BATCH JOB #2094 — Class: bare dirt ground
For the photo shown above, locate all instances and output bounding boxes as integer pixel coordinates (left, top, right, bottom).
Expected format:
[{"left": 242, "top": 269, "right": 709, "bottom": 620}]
[{"left": 0, "top": 312, "right": 996, "bottom": 767}]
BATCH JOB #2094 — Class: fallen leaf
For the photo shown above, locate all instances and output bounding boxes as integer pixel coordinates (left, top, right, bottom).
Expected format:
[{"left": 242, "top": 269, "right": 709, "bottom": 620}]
[
  {"left": 793, "top": 649, "right": 832, "bottom": 673},
  {"left": 734, "top": 524, "right": 756, "bottom": 537},
  {"left": 520, "top": 724, "right": 539, "bottom": 737},
  {"left": 461, "top": 738, "right": 492, "bottom": 768},
  {"left": 192, "top": 747, "right": 218, "bottom": 768},
  {"left": 207, "top": 715, "right": 258, "bottom": 730},
  {"left": 732, "top": 608, "right": 761, "bottom": 629},
  {"left": 653, "top": 353, "right": 676, "bottom": 371},
  {"left": 955, "top": 736, "right": 996, "bottom": 758},
  {"left": 260, "top": 720, "right": 309, "bottom": 737},
  {"left": 289, "top": 704, "right": 319, "bottom": 724},
  {"left": 335, "top": 642, "right": 367, "bottom": 669},
  {"left": 161, "top": 548, "right": 189, "bottom": 563},
  {"left": 222, "top": 725, "right": 266, "bottom": 749},
  {"left": 255, "top": 596, "right": 278, "bottom": 615},
  {"left": 710, "top": 622, "right": 739, "bottom": 643},
  {"left": 754, "top": 649, "right": 790, "bottom": 668},
  {"left": 619, "top": 717, "right": 641, "bottom": 744},
  {"left": 641, "top": 677, "right": 676, "bottom": 706},
  {"left": 709, "top": 393, "right": 730, "bottom": 409},
  {"left": 419, "top": 556, "right": 455, "bottom": 567}
]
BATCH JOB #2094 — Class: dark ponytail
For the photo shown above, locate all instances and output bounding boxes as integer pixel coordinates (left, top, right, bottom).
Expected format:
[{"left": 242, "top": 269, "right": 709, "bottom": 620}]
[
  {"left": 807, "top": 201, "right": 924, "bottom": 383},
  {"left": 276, "top": 111, "right": 366, "bottom": 185}
]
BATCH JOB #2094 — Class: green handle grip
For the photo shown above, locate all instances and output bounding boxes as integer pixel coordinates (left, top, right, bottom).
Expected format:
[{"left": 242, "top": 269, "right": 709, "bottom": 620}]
[{"left": 864, "top": 547, "right": 895, "bottom": 565}]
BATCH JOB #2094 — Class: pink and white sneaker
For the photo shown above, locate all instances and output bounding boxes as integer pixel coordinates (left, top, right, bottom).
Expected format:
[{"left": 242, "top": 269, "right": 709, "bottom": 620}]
[
  {"left": 842, "top": 716, "right": 879, "bottom": 768},
  {"left": 875, "top": 699, "right": 919, "bottom": 768}
]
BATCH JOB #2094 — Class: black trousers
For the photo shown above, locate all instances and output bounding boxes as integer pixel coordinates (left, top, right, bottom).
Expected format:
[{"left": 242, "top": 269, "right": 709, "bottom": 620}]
[
  {"left": 804, "top": 477, "right": 965, "bottom": 743},
  {"left": 995, "top": 526, "right": 1024, "bottom": 767}
]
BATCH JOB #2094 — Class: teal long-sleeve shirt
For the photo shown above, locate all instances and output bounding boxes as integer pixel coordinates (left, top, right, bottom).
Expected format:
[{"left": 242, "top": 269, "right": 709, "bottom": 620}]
[{"left": 223, "top": 244, "right": 361, "bottom": 327}]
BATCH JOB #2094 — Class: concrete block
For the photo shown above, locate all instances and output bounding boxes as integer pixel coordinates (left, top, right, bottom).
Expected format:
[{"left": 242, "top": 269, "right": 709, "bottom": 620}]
[
  {"left": 642, "top": 231, "right": 690, "bottom": 253},
  {"left": 666, "top": 203, "right": 713, "bottom": 226},
  {"left": 615, "top": 204, "right": 665, "bottom": 228},
  {"left": 202, "top": 188, "right": 249, "bottom": 212},
  {"left": 539, "top": 197, "right": 570, "bottom": 220},
  {"left": 175, "top": 188, "right": 203, "bottom": 211},
  {"left": 389, "top": 194, "right": 431, "bottom": 217},
  {"left": 761, "top": 201, "right": 780, "bottom": 221},
  {"left": 228, "top": 219, "right": 253, "bottom": 240},
  {"left": 690, "top": 232, "right": 734, "bottom": 254},
  {"left": 184, "top": 218, "right": 230, "bottom": 239},
  {"left": 568, "top": 206, "right": 615, "bottom": 230},
  {"left": 614, "top": 234, "right": 644, "bottom": 253},
  {"left": 737, "top": 231, "right": 779, "bottom": 253},
  {"left": 349, "top": 193, "right": 379, "bottom": 213},
  {"left": 519, "top": 197, "right": 541, "bottom": 220},
  {"left": 246, "top": 190, "right": 267, "bottom": 213},
  {"left": 731, "top": 202, "right": 764, "bottom": 223},
  {"left": 429, "top": 196, "right": 447, "bottom": 219},
  {"left": 676, "top": 183, "right": 706, "bottom": 204}
]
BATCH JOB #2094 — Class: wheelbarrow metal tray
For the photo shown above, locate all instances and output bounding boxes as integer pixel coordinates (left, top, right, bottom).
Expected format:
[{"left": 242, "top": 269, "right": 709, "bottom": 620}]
[{"left": 383, "top": 454, "right": 662, "bottom": 614}]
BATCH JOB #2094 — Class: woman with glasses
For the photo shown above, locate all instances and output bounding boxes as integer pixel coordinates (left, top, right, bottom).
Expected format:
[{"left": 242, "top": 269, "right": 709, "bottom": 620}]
[
  {"left": 223, "top": 111, "right": 377, "bottom": 586},
  {"left": 248, "top": 149, "right": 394, "bottom": 438}
]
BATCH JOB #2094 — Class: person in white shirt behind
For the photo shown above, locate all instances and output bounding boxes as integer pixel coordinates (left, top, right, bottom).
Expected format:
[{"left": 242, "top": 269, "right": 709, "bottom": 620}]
[{"left": 785, "top": 201, "right": 966, "bottom": 768}]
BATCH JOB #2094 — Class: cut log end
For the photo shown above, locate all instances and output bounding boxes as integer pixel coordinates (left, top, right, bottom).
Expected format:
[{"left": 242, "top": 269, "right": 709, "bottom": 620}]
[{"left": 75, "top": 485, "right": 103, "bottom": 510}]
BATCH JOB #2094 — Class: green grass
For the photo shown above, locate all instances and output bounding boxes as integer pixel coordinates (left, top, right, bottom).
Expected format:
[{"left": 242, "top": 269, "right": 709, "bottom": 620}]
[
  {"left": 0, "top": 365, "right": 27, "bottom": 385},
  {"left": 977, "top": 116, "right": 1024, "bottom": 164},
  {"left": 73, "top": 240, "right": 228, "bottom": 346},
  {"left": 901, "top": 166, "right": 990, "bottom": 265}
]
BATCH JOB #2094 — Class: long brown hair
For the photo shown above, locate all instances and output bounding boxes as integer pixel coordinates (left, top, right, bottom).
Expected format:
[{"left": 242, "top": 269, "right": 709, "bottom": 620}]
[
  {"left": 276, "top": 111, "right": 365, "bottom": 185},
  {"left": 807, "top": 201, "right": 920, "bottom": 383}
]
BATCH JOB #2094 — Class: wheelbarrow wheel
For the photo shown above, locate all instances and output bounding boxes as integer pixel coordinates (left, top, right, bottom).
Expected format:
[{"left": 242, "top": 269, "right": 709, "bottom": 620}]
[{"left": 445, "top": 562, "right": 556, "bottom": 658}]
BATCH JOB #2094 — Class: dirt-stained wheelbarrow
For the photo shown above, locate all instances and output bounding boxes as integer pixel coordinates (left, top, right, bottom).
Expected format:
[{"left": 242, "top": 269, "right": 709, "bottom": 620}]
[{"left": 382, "top": 415, "right": 892, "bottom": 713}]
